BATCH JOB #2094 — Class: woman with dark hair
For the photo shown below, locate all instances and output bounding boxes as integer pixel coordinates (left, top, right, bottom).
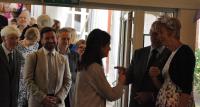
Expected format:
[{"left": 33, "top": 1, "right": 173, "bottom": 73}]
[{"left": 74, "top": 29, "right": 125, "bottom": 107}]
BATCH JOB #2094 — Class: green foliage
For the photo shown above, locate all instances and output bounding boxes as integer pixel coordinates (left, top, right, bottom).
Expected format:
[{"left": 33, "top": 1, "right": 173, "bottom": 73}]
[{"left": 194, "top": 49, "right": 200, "bottom": 94}]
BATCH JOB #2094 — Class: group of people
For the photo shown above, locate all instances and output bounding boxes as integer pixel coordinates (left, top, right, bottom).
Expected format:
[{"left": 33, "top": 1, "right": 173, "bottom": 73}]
[
  {"left": 126, "top": 17, "right": 195, "bottom": 107},
  {"left": 73, "top": 16, "right": 195, "bottom": 107},
  {"left": 0, "top": 9, "right": 86, "bottom": 107},
  {"left": 0, "top": 9, "right": 196, "bottom": 107}
]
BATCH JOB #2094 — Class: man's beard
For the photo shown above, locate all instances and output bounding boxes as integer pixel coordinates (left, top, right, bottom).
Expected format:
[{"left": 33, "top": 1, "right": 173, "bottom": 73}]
[{"left": 44, "top": 42, "right": 56, "bottom": 51}]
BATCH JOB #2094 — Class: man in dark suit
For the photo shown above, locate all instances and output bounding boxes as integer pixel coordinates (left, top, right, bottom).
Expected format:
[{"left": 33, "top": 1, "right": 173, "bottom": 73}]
[
  {"left": 0, "top": 25, "right": 24, "bottom": 107},
  {"left": 126, "top": 21, "right": 171, "bottom": 107}
]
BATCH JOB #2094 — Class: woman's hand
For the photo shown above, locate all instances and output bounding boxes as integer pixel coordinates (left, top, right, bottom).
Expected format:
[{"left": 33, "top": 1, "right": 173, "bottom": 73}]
[{"left": 114, "top": 66, "right": 126, "bottom": 85}]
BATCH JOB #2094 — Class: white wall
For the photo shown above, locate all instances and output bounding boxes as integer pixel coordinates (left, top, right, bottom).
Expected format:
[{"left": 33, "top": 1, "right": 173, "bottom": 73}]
[{"left": 178, "top": 9, "right": 197, "bottom": 51}]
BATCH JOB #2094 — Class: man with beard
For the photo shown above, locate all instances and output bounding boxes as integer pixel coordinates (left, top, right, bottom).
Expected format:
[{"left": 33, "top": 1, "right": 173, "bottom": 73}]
[{"left": 24, "top": 27, "right": 72, "bottom": 107}]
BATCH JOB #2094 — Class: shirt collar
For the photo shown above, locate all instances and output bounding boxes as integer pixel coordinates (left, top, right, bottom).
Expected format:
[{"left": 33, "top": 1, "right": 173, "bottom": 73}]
[
  {"left": 2, "top": 43, "right": 13, "bottom": 56},
  {"left": 57, "top": 46, "right": 70, "bottom": 55},
  {"left": 150, "top": 46, "right": 165, "bottom": 54},
  {"left": 43, "top": 47, "right": 56, "bottom": 56}
]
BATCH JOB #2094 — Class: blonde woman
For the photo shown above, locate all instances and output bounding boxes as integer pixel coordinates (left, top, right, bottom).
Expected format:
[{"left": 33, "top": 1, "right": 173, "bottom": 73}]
[
  {"left": 16, "top": 26, "right": 40, "bottom": 57},
  {"left": 149, "top": 17, "right": 195, "bottom": 107},
  {"left": 16, "top": 26, "right": 40, "bottom": 107}
]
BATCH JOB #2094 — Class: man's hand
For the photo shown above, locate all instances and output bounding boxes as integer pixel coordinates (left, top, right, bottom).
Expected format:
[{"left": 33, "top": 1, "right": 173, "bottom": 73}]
[
  {"left": 42, "top": 96, "right": 60, "bottom": 107},
  {"left": 149, "top": 66, "right": 160, "bottom": 78}
]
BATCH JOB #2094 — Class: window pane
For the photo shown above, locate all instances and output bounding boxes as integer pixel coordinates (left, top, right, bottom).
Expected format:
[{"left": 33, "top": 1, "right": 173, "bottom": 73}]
[
  {"left": 74, "top": 14, "right": 81, "bottom": 31},
  {"left": 85, "top": 16, "right": 89, "bottom": 32},
  {"left": 144, "top": 35, "right": 151, "bottom": 47},
  {"left": 65, "top": 14, "right": 72, "bottom": 27},
  {"left": 75, "top": 8, "right": 81, "bottom": 12}
]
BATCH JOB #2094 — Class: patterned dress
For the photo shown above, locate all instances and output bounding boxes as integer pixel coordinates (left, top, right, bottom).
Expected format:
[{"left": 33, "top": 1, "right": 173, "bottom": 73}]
[
  {"left": 156, "top": 46, "right": 194, "bottom": 107},
  {"left": 16, "top": 42, "right": 39, "bottom": 107}
]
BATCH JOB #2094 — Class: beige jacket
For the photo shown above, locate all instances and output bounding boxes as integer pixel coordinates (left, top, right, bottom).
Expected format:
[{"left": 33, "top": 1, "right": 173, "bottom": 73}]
[{"left": 24, "top": 48, "right": 72, "bottom": 107}]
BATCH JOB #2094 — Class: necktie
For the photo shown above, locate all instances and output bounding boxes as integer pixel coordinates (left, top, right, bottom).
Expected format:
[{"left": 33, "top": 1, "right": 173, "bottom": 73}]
[
  {"left": 147, "top": 49, "right": 158, "bottom": 70},
  {"left": 8, "top": 53, "right": 14, "bottom": 75},
  {"left": 8, "top": 53, "right": 13, "bottom": 65},
  {"left": 47, "top": 52, "right": 56, "bottom": 95}
]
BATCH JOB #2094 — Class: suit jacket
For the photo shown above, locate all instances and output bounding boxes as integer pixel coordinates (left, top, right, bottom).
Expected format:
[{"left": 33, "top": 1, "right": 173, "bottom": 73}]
[
  {"left": 0, "top": 45, "right": 24, "bottom": 107},
  {"left": 126, "top": 46, "right": 171, "bottom": 107},
  {"left": 24, "top": 47, "right": 72, "bottom": 107},
  {"left": 66, "top": 50, "right": 79, "bottom": 107}
]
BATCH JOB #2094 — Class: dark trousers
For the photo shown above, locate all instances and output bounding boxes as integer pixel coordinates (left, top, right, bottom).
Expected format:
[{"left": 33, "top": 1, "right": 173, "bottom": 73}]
[{"left": 65, "top": 95, "right": 70, "bottom": 107}]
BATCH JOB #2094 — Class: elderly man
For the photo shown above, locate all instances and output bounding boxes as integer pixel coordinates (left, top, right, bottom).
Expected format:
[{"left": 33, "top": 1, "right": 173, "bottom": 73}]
[
  {"left": 0, "top": 25, "right": 24, "bottom": 107},
  {"left": 37, "top": 14, "right": 53, "bottom": 29},
  {"left": 57, "top": 28, "right": 79, "bottom": 107},
  {"left": 24, "top": 27, "right": 72, "bottom": 107}
]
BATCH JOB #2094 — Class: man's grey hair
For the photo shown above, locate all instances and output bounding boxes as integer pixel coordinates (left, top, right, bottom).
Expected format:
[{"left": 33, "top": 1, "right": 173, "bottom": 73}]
[
  {"left": 37, "top": 14, "right": 53, "bottom": 28},
  {"left": 58, "top": 27, "right": 73, "bottom": 38},
  {"left": 1, "top": 25, "right": 20, "bottom": 37},
  {"left": 59, "top": 27, "right": 77, "bottom": 44}
]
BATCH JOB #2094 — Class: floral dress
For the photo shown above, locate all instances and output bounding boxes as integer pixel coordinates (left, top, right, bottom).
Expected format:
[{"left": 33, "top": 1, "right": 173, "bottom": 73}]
[
  {"left": 16, "top": 42, "right": 39, "bottom": 107},
  {"left": 156, "top": 47, "right": 194, "bottom": 107}
]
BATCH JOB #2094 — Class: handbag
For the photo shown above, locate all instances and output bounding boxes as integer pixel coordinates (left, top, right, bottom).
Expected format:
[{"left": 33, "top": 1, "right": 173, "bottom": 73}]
[
  {"left": 156, "top": 49, "right": 194, "bottom": 107},
  {"left": 156, "top": 79, "right": 180, "bottom": 107}
]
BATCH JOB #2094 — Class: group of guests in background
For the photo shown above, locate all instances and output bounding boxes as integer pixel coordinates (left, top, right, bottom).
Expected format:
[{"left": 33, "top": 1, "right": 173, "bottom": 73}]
[
  {"left": 0, "top": 9, "right": 86, "bottom": 107},
  {"left": 0, "top": 8, "right": 196, "bottom": 107}
]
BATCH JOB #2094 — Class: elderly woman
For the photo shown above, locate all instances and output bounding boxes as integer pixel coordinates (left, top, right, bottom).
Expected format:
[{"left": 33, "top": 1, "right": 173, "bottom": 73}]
[
  {"left": 149, "top": 17, "right": 195, "bottom": 107},
  {"left": 17, "top": 10, "right": 30, "bottom": 33},
  {"left": 16, "top": 26, "right": 40, "bottom": 107},
  {"left": 0, "top": 25, "right": 24, "bottom": 107}
]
